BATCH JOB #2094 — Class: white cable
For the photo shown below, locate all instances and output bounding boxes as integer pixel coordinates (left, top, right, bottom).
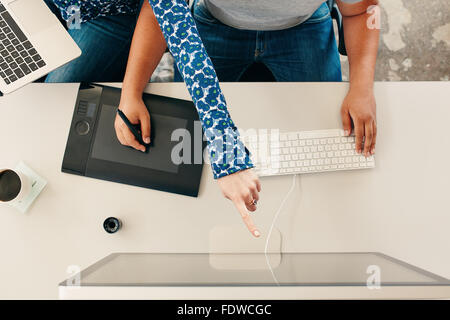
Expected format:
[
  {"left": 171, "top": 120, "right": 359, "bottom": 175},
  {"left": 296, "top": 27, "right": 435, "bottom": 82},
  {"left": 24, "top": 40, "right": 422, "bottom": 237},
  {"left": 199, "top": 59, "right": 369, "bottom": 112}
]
[{"left": 264, "top": 174, "right": 298, "bottom": 285}]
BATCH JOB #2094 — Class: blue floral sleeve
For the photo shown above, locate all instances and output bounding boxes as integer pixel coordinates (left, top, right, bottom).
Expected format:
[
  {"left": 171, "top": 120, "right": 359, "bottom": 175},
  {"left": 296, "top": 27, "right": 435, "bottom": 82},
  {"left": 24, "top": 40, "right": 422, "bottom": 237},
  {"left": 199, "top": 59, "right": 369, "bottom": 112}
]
[{"left": 148, "top": 0, "right": 253, "bottom": 179}]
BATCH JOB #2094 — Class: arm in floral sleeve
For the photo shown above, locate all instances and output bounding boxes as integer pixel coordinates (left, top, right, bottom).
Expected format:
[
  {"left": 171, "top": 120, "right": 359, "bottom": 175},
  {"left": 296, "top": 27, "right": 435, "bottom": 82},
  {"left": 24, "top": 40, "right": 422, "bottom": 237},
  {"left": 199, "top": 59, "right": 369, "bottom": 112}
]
[{"left": 148, "top": 0, "right": 253, "bottom": 179}]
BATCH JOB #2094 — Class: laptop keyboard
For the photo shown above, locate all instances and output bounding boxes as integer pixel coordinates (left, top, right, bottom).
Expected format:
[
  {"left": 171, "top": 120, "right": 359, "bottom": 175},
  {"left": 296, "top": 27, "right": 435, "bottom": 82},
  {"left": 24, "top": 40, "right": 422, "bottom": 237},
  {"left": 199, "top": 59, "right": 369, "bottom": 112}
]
[{"left": 0, "top": 4, "right": 46, "bottom": 85}]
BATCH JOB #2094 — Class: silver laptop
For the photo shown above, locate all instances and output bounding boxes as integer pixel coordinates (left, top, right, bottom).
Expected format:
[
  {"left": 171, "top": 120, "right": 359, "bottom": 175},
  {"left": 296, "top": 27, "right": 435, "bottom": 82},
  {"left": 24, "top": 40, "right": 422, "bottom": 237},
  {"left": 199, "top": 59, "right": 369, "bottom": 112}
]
[{"left": 0, "top": 0, "right": 81, "bottom": 94}]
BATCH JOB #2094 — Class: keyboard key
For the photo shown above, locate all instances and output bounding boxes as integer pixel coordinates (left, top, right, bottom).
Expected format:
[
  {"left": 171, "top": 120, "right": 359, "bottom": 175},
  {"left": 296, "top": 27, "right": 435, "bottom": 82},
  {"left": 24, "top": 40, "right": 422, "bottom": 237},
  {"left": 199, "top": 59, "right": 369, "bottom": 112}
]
[
  {"left": 9, "top": 74, "right": 17, "bottom": 82},
  {"left": 13, "top": 68, "right": 24, "bottom": 78},
  {"left": 0, "top": 33, "right": 5, "bottom": 40},
  {"left": 11, "top": 38, "right": 19, "bottom": 46},
  {"left": 28, "top": 48, "right": 37, "bottom": 56},
  {"left": 16, "top": 44, "right": 23, "bottom": 51},
  {"left": 24, "top": 56, "right": 32, "bottom": 64},
  {"left": 0, "top": 21, "right": 6, "bottom": 28},
  {"left": 9, "top": 61, "right": 17, "bottom": 69},
  {"left": 271, "top": 148, "right": 280, "bottom": 155},
  {"left": 19, "top": 63, "right": 30, "bottom": 74},
  {"left": 5, "top": 55, "right": 12, "bottom": 63},
  {"left": 10, "top": 50, "right": 18, "bottom": 58},
  {"left": 7, "top": 32, "right": 15, "bottom": 40},
  {"left": 22, "top": 40, "right": 32, "bottom": 49},
  {"left": 0, "top": 4, "right": 6, "bottom": 13},
  {"left": 20, "top": 50, "right": 28, "bottom": 57},
  {"left": 6, "top": 44, "right": 14, "bottom": 51},
  {"left": 0, "top": 62, "right": 7, "bottom": 69},
  {"left": 271, "top": 162, "right": 280, "bottom": 169},
  {"left": 2, "top": 26, "right": 11, "bottom": 34},
  {"left": 4, "top": 77, "right": 10, "bottom": 84},
  {"left": 29, "top": 62, "right": 38, "bottom": 71},
  {"left": 32, "top": 54, "right": 41, "bottom": 62},
  {"left": 2, "top": 38, "right": 10, "bottom": 45},
  {"left": 15, "top": 56, "right": 23, "bottom": 64}
]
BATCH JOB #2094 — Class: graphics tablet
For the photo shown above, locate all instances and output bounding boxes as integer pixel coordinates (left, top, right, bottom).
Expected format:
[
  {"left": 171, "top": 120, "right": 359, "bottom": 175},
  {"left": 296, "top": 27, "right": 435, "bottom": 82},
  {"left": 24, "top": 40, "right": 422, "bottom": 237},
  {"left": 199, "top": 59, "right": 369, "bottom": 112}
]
[{"left": 62, "top": 83, "right": 206, "bottom": 197}]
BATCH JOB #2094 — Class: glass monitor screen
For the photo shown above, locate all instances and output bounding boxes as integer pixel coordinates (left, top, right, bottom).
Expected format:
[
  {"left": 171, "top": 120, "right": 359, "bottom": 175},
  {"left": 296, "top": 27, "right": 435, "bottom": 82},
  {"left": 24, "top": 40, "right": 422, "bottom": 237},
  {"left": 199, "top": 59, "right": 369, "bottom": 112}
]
[
  {"left": 77, "top": 253, "right": 448, "bottom": 287},
  {"left": 91, "top": 104, "right": 188, "bottom": 174}
]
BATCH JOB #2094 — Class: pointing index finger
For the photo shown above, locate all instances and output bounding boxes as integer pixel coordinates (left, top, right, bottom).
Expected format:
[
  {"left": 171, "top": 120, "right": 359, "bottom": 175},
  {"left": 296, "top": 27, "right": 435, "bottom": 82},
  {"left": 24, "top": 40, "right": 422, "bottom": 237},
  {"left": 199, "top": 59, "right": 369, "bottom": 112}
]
[{"left": 235, "top": 200, "right": 260, "bottom": 238}]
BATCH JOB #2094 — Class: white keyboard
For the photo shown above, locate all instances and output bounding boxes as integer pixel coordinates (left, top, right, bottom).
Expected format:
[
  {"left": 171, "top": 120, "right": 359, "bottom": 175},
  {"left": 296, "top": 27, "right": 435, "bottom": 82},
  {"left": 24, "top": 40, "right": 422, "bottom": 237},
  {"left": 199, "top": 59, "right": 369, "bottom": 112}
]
[{"left": 243, "top": 129, "right": 375, "bottom": 177}]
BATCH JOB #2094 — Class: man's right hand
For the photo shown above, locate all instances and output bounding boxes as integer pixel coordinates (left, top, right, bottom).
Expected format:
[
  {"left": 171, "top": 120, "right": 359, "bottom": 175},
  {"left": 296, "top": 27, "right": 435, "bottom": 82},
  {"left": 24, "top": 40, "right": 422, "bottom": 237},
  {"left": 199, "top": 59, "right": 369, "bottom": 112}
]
[{"left": 114, "top": 97, "right": 151, "bottom": 152}]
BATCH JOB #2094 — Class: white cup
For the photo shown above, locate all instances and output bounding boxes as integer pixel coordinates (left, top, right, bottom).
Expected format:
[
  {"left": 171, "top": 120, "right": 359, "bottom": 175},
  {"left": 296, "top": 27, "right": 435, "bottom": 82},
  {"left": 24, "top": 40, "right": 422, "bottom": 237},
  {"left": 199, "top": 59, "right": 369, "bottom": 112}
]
[{"left": 0, "top": 169, "right": 32, "bottom": 204}]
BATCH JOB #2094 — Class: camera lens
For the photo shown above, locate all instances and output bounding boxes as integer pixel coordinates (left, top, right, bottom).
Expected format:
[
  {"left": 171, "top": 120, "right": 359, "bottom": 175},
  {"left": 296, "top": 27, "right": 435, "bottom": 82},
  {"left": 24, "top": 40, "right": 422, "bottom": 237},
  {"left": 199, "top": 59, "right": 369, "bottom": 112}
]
[{"left": 103, "top": 217, "right": 122, "bottom": 234}]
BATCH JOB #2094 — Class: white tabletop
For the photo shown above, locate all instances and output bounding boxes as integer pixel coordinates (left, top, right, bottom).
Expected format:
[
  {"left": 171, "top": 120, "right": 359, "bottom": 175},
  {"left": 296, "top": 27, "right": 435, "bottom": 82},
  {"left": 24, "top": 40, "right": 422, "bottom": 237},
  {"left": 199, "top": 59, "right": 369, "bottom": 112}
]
[{"left": 1, "top": 82, "right": 449, "bottom": 299}]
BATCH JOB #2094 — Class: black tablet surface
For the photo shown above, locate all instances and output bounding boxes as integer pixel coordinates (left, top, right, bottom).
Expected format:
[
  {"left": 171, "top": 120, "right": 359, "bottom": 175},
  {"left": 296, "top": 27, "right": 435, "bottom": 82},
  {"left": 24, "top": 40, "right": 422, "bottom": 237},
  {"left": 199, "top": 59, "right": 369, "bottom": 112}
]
[{"left": 62, "top": 83, "right": 206, "bottom": 197}]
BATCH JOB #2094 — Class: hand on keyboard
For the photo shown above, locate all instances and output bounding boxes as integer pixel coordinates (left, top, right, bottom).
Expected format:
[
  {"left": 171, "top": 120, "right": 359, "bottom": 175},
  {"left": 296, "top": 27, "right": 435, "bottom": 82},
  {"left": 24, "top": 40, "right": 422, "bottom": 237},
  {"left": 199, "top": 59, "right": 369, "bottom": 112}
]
[
  {"left": 340, "top": 89, "right": 377, "bottom": 156},
  {"left": 217, "top": 169, "right": 261, "bottom": 238}
]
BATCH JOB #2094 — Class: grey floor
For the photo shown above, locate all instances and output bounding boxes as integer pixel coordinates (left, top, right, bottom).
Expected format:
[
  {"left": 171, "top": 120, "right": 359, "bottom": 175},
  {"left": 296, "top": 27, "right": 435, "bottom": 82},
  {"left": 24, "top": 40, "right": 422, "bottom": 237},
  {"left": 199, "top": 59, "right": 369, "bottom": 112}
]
[
  {"left": 340, "top": 0, "right": 450, "bottom": 81},
  {"left": 153, "top": 0, "right": 449, "bottom": 83}
]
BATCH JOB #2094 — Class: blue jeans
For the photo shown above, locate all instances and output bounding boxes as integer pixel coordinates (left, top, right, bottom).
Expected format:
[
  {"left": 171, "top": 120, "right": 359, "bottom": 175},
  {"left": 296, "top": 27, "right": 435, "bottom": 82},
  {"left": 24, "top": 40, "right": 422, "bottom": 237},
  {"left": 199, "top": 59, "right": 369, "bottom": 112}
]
[
  {"left": 44, "top": 0, "right": 143, "bottom": 82},
  {"left": 175, "top": 1, "right": 342, "bottom": 82}
]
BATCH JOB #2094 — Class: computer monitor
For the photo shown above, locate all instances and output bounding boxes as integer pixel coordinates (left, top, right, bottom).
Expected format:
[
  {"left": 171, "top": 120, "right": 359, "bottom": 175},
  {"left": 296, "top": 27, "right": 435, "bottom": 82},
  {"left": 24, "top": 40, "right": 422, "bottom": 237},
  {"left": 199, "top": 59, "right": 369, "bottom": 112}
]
[{"left": 59, "top": 252, "right": 450, "bottom": 299}]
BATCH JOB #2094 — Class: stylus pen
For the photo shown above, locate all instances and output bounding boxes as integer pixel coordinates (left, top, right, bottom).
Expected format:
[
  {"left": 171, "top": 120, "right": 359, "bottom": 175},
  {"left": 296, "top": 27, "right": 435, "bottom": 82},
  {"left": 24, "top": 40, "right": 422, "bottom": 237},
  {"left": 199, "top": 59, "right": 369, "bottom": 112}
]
[{"left": 117, "top": 109, "right": 146, "bottom": 147}]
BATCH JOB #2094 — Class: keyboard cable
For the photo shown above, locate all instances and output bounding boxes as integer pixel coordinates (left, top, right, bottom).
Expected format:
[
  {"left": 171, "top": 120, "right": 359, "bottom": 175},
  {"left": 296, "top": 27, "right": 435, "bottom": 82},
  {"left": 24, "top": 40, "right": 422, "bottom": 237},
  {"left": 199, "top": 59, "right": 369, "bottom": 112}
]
[{"left": 264, "top": 174, "right": 298, "bottom": 285}]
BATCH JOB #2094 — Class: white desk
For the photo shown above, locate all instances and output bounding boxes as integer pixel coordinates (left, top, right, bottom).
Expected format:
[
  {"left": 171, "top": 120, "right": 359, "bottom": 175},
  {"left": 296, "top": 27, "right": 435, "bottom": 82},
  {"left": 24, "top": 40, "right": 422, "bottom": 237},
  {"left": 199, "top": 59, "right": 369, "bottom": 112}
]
[{"left": 1, "top": 82, "right": 449, "bottom": 299}]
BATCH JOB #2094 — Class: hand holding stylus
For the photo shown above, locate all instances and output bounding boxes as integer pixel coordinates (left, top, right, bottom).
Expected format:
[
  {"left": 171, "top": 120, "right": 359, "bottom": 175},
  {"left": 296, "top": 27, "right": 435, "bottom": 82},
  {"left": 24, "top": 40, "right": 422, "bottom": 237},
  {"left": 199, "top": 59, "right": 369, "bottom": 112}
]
[
  {"left": 115, "top": 97, "right": 151, "bottom": 152},
  {"left": 217, "top": 169, "right": 262, "bottom": 238}
]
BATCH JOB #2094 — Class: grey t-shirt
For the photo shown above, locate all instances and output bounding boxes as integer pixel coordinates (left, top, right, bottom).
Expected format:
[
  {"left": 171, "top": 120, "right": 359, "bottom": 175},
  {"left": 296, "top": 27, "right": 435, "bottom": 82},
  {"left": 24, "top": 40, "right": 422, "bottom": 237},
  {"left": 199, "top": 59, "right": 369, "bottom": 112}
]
[{"left": 203, "top": 0, "right": 359, "bottom": 31}]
